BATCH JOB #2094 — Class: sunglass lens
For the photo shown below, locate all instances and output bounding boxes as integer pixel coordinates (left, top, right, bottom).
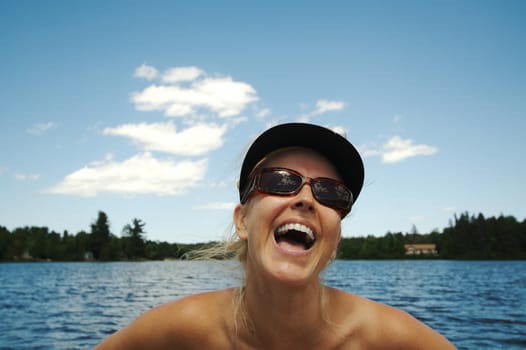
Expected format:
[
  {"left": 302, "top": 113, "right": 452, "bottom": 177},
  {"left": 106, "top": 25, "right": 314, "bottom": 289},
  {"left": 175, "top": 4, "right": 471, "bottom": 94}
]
[
  {"left": 259, "top": 170, "right": 302, "bottom": 194},
  {"left": 312, "top": 180, "right": 351, "bottom": 210}
]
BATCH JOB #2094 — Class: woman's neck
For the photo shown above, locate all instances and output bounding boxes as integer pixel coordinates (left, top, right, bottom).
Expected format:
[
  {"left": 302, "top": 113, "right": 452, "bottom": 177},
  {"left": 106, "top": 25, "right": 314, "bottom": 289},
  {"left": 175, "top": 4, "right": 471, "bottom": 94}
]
[{"left": 239, "top": 274, "right": 330, "bottom": 348}]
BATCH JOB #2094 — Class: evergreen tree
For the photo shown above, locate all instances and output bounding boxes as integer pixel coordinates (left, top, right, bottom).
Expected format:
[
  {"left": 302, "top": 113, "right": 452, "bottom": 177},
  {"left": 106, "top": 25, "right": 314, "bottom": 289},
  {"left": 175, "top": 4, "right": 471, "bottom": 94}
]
[
  {"left": 122, "top": 218, "right": 146, "bottom": 259},
  {"left": 0, "top": 226, "right": 11, "bottom": 260},
  {"left": 90, "top": 211, "right": 111, "bottom": 260}
]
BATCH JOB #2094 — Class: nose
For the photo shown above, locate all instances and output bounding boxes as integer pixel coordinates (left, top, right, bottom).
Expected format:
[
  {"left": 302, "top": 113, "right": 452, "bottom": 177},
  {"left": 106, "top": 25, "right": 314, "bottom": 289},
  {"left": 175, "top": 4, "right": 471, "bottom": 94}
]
[{"left": 291, "top": 182, "right": 316, "bottom": 213}]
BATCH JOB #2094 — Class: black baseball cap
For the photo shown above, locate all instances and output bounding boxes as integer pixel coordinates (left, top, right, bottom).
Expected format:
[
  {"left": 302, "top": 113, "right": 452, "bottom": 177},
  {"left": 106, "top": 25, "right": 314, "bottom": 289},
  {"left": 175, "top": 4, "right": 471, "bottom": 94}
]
[{"left": 238, "top": 122, "right": 364, "bottom": 205}]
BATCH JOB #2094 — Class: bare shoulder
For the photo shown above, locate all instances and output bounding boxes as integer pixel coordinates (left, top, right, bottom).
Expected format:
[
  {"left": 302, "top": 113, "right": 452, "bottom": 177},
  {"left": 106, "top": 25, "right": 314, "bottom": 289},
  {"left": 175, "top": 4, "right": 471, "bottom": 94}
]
[
  {"left": 94, "top": 288, "right": 236, "bottom": 350},
  {"left": 327, "top": 288, "right": 456, "bottom": 350},
  {"left": 368, "top": 301, "right": 457, "bottom": 349}
]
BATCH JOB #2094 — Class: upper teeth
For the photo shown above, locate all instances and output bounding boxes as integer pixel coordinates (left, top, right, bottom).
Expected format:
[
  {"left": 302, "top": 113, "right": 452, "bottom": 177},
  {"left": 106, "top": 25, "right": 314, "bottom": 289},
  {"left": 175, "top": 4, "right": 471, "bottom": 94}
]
[{"left": 277, "top": 223, "right": 315, "bottom": 241}]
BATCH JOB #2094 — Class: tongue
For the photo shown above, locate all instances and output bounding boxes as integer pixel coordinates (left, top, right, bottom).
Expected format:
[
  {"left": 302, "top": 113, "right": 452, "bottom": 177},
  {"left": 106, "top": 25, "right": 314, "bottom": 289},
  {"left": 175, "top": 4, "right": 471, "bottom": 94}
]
[{"left": 276, "top": 236, "right": 307, "bottom": 252}]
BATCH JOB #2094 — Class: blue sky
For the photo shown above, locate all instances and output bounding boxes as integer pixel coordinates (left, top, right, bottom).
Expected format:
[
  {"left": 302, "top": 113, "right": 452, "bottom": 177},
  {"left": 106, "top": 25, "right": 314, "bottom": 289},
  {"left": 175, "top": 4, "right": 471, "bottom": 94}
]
[{"left": 1, "top": 0, "right": 525, "bottom": 243}]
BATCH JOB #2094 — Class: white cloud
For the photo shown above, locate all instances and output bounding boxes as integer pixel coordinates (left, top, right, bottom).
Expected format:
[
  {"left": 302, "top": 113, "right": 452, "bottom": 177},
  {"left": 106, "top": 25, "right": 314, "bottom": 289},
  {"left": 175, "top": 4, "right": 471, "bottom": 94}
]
[
  {"left": 297, "top": 99, "right": 345, "bottom": 120},
  {"left": 103, "top": 122, "right": 227, "bottom": 156},
  {"left": 382, "top": 136, "right": 438, "bottom": 163},
  {"left": 28, "top": 122, "right": 56, "bottom": 135},
  {"left": 134, "top": 64, "right": 159, "bottom": 80},
  {"left": 162, "top": 66, "right": 203, "bottom": 83},
  {"left": 227, "top": 116, "right": 249, "bottom": 126},
  {"left": 208, "top": 181, "right": 229, "bottom": 189},
  {"left": 443, "top": 207, "right": 456, "bottom": 213},
  {"left": 297, "top": 114, "right": 311, "bottom": 123},
  {"left": 14, "top": 173, "right": 40, "bottom": 181},
  {"left": 362, "top": 136, "right": 439, "bottom": 163},
  {"left": 255, "top": 108, "right": 271, "bottom": 119},
  {"left": 194, "top": 202, "right": 236, "bottom": 210},
  {"left": 131, "top": 65, "right": 258, "bottom": 118},
  {"left": 312, "top": 99, "right": 345, "bottom": 115},
  {"left": 360, "top": 147, "right": 382, "bottom": 158},
  {"left": 45, "top": 152, "right": 207, "bottom": 197},
  {"left": 329, "top": 125, "right": 347, "bottom": 138}
]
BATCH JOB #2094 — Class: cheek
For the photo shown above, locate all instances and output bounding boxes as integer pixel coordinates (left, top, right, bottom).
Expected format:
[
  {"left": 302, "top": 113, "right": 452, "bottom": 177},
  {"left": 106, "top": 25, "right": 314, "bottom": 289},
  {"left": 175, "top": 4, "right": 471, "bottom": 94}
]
[
  {"left": 243, "top": 197, "right": 271, "bottom": 234},
  {"left": 243, "top": 196, "right": 289, "bottom": 239},
  {"left": 330, "top": 223, "right": 342, "bottom": 244},
  {"left": 322, "top": 212, "right": 342, "bottom": 246},
  {"left": 249, "top": 194, "right": 286, "bottom": 218}
]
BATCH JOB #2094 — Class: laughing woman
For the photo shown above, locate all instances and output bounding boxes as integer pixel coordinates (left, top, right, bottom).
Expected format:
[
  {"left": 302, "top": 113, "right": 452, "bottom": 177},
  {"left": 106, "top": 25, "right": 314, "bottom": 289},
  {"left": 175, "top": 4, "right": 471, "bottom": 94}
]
[{"left": 95, "top": 123, "right": 456, "bottom": 349}]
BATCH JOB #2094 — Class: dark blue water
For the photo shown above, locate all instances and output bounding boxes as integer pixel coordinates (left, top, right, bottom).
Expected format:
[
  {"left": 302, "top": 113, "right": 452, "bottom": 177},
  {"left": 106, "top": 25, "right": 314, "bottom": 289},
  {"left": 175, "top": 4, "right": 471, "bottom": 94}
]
[{"left": 0, "top": 260, "right": 524, "bottom": 349}]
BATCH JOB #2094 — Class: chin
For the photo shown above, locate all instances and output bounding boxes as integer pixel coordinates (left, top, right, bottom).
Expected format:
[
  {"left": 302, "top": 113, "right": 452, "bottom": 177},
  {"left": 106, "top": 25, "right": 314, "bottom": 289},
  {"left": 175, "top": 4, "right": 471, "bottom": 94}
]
[{"left": 264, "top": 256, "right": 321, "bottom": 287}]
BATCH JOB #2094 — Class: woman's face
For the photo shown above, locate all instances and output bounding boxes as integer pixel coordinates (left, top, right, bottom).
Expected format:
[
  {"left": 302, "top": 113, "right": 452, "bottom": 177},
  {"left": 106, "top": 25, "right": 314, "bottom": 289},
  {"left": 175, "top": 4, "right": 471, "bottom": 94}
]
[{"left": 234, "top": 147, "right": 343, "bottom": 287}]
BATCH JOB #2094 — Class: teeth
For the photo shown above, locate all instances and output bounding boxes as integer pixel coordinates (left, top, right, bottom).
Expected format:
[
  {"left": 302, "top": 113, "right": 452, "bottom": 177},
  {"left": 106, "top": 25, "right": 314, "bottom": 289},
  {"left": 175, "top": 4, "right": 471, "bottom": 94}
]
[{"left": 277, "top": 223, "right": 315, "bottom": 241}]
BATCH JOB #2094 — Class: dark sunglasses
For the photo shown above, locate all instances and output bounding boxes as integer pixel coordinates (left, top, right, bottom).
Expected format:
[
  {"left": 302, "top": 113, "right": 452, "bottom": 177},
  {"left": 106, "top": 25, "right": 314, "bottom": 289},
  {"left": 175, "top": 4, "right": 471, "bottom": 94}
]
[{"left": 241, "top": 167, "right": 353, "bottom": 216}]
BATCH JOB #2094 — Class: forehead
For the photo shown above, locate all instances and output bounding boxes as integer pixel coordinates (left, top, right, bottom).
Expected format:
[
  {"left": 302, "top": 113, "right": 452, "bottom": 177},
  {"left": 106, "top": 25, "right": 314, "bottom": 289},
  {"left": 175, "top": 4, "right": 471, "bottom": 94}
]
[{"left": 262, "top": 147, "right": 341, "bottom": 180}]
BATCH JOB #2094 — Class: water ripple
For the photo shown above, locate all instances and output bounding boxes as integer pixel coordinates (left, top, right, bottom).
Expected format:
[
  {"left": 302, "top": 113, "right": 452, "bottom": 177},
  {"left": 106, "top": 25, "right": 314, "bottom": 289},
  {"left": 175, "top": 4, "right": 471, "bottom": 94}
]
[
  {"left": 1, "top": 260, "right": 524, "bottom": 349},
  {"left": 324, "top": 260, "right": 526, "bottom": 350}
]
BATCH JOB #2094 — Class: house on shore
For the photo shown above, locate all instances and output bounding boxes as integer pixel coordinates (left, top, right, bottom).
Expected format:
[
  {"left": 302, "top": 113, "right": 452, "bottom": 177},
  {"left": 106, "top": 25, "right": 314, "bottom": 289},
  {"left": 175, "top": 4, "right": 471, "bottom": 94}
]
[{"left": 404, "top": 244, "right": 437, "bottom": 256}]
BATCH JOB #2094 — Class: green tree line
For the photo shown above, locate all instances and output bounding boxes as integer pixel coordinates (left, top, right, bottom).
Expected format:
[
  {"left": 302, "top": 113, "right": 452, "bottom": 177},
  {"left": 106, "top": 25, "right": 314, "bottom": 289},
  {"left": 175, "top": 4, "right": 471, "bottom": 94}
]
[
  {"left": 1, "top": 211, "right": 525, "bottom": 262},
  {"left": 0, "top": 211, "right": 211, "bottom": 262},
  {"left": 338, "top": 212, "right": 526, "bottom": 259}
]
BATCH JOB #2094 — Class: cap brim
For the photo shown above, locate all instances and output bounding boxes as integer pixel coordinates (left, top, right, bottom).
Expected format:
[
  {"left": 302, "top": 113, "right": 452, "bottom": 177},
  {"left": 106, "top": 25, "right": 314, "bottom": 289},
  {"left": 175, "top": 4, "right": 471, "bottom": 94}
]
[{"left": 239, "top": 123, "right": 364, "bottom": 204}]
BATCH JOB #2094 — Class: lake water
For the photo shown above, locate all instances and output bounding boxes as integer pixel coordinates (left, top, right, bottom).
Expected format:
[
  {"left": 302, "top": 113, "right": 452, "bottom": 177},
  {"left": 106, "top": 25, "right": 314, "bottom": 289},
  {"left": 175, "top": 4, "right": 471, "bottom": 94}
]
[{"left": 0, "top": 260, "right": 525, "bottom": 349}]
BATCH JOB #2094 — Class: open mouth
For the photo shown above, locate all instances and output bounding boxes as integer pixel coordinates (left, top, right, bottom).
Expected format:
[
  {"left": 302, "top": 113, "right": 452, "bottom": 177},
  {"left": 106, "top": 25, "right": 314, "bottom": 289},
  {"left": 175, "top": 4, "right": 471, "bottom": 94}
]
[{"left": 274, "top": 223, "right": 316, "bottom": 251}]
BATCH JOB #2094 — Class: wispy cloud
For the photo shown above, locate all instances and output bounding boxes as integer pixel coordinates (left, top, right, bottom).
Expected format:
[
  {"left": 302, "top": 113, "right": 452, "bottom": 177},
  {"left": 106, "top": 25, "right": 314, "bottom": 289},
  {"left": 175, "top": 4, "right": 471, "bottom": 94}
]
[
  {"left": 161, "top": 66, "right": 203, "bottom": 83},
  {"left": 45, "top": 153, "right": 207, "bottom": 197},
  {"left": 392, "top": 114, "right": 402, "bottom": 123},
  {"left": 131, "top": 65, "right": 258, "bottom": 118},
  {"left": 134, "top": 64, "right": 159, "bottom": 80},
  {"left": 297, "top": 99, "right": 346, "bottom": 122},
  {"left": 312, "top": 99, "right": 345, "bottom": 115},
  {"left": 255, "top": 108, "right": 271, "bottom": 119},
  {"left": 28, "top": 122, "right": 56, "bottom": 135},
  {"left": 382, "top": 136, "right": 438, "bottom": 163},
  {"left": 208, "top": 181, "right": 229, "bottom": 189},
  {"left": 103, "top": 122, "right": 227, "bottom": 156},
  {"left": 193, "top": 202, "right": 237, "bottom": 210},
  {"left": 362, "top": 136, "right": 439, "bottom": 163},
  {"left": 296, "top": 114, "right": 311, "bottom": 123},
  {"left": 329, "top": 125, "right": 348, "bottom": 138},
  {"left": 14, "top": 173, "right": 40, "bottom": 181}
]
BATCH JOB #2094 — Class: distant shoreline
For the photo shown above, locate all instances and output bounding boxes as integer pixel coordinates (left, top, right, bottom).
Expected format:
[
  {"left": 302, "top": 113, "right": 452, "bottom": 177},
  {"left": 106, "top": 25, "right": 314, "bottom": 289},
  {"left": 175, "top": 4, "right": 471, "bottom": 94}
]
[{"left": 2, "top": 211, "right": 525, "bottom": 261}]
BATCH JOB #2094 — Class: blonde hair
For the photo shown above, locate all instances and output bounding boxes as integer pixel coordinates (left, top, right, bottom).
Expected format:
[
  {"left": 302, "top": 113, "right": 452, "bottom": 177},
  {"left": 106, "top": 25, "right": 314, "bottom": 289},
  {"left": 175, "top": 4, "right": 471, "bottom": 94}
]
[{"left": 185, "top": 225, "right": 248, "bottom": 332}]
